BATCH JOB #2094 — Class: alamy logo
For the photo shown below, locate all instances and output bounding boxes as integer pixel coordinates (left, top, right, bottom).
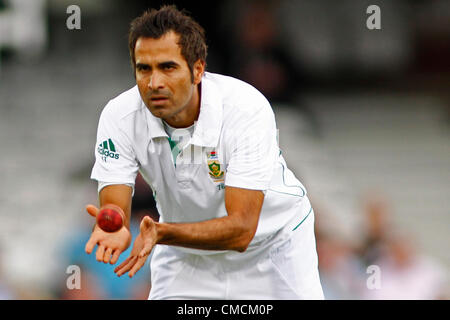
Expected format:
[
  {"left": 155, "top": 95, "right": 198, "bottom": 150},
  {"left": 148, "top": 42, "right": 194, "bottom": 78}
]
[{"left": 98, "top": 138, "right": 120, "bottom": 162}]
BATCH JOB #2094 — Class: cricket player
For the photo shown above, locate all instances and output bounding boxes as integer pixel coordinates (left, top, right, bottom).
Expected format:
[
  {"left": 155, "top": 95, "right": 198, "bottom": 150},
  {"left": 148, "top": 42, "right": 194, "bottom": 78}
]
[{"left": 85, "top": 5, "right": 324, "bottom": 299}]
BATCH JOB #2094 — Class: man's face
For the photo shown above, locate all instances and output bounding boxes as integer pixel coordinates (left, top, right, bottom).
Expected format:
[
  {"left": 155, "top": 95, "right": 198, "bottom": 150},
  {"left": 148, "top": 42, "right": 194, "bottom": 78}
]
[{"left": 134, "top": 31, "right": 203, "bottom": 123}]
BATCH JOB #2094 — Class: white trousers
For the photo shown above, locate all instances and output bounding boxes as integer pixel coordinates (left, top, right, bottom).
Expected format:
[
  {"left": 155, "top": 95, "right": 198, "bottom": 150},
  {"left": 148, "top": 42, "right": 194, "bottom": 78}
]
[{"left": 149, "top": 197, "right": 324, "bottom": 300}]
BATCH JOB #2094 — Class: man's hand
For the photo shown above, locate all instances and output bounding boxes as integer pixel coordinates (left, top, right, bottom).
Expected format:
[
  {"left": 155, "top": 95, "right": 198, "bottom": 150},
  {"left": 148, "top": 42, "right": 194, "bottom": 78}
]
[
  {"left": 114, "top": 216, "right": 157, "bottom": 278},
  {"left": 85, "top": 204, "right": 132, "bottom": 264}
]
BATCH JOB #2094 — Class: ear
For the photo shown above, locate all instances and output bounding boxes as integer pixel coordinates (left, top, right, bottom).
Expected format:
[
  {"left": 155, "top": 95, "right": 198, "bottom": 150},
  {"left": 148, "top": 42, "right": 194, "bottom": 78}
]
[{"left": 193, "top": 59, "right": 206, "bottom": 85}]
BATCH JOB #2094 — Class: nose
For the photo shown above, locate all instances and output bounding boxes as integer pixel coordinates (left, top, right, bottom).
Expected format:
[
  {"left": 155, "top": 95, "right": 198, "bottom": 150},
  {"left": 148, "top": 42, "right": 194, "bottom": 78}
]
[{"left": 148, "top": 72, "right": 164, "bottom": 90}]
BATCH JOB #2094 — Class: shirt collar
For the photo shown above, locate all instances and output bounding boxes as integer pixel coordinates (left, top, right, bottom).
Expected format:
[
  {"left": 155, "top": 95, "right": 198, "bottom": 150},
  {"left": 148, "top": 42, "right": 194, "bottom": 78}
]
[
  {"left": 143, "top": 72, "right": 223, "bottom": 146},
  {"left": 144, "top": 106, "right": 168, "bottom": 139},
  {"left": 191, "top": 73, "right": 223, "bottom": 147}
]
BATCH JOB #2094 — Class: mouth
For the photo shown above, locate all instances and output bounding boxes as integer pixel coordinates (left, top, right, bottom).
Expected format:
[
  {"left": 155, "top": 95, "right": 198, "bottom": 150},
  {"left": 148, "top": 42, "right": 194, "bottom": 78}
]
[
  {"left": 150, "top": 95, "right": 168, "bottom": 100},
  {"left": 149, "top": 96, "right": 169, "bottom": 106}
]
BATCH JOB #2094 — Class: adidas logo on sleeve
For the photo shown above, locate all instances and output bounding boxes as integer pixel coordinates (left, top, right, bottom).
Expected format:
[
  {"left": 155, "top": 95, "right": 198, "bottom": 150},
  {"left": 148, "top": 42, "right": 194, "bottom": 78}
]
[{"left": 97, "top": 138, "right": 120, "bottom": 162}]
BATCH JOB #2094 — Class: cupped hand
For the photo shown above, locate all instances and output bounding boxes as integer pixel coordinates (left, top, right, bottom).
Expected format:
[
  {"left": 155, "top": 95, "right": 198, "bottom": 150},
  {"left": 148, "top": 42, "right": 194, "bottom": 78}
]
[
  {"left": 84, "top": 204, "right": 132, "bottom": 264},
  {"left": 114, "top": 216, "right": 157, "bottom": 277}
]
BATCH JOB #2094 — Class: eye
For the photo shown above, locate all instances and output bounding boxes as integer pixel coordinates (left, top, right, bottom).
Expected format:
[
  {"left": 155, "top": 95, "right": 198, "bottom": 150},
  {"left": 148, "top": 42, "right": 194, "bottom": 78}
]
[
  {"left": 137, "top": 64, "right": 150, "bottom": 71},
  {"left": 161, "top": 63, "right": 177, "bottom": 71}
]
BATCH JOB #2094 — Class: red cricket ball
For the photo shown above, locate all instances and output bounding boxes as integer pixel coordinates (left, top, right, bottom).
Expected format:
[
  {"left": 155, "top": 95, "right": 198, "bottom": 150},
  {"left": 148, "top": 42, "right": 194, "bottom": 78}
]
[{"left": 96, "top": 204, "right": 124, "bottom": 232}]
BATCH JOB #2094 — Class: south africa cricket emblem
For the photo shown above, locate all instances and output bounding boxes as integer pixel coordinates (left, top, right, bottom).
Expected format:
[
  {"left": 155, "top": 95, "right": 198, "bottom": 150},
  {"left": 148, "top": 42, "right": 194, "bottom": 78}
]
[{"left": 207, "top": 150, "right": 224, "bottom": 182}]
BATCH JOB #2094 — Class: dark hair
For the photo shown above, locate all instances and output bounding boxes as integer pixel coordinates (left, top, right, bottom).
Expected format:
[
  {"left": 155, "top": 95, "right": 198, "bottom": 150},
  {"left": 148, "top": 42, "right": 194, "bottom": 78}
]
[{"left": 128, "top": 5, "right": 207, "bottom": 79}]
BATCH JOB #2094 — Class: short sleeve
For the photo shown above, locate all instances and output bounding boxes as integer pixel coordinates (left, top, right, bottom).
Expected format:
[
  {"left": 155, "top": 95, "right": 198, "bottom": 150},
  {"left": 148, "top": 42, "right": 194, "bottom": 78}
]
[
  {"left": 90, "top": 102, "right": 139, "bottom": 185},
  {"left": 224, "top": 105, "right": 278, "bottom": 190},
  {"left": 98, "top": 181, "right": 135, "bottom": 196}
]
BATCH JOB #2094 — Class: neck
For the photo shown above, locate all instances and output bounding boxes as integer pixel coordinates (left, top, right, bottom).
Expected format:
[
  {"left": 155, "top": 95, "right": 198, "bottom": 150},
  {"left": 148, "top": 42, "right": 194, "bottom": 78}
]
[{"left": 164, "top": 84, "right": 201, "bottom": 128}]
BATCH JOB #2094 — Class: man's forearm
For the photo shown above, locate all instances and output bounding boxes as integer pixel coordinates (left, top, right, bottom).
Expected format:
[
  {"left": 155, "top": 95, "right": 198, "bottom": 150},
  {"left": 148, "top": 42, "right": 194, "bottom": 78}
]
[
  {"left": 155, "top": 215, "right": 257, "bottom": 252},
  {"left": 99, "top": 184, "right": 133, "bottom": 230}
]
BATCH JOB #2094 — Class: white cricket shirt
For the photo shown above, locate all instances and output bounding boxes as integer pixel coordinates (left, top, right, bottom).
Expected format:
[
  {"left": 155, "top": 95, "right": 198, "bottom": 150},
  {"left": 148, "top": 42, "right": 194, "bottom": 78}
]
[{"left": 91, "top": 72, "right": 309, "bottom": 254}]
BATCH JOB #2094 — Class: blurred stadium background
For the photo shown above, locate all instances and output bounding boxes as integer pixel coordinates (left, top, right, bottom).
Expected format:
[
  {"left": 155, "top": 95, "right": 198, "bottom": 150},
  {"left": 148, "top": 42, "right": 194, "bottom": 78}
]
[{"left": 0, "top": 0, "right": 449, "bottom": 299}]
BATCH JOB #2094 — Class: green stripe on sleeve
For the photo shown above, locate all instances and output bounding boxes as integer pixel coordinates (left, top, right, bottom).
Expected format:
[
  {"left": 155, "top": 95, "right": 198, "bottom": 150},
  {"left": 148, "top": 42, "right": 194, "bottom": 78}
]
[
  {"left": 108, "top": 139, "right": 116, "bottom": 152},
  {"left": 292, "top": 207, "right": 313, "bottom": 231}
]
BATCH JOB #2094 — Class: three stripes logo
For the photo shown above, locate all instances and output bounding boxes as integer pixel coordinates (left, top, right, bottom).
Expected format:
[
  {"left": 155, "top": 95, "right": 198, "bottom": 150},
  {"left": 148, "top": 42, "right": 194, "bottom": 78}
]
[{"left": 98, "top": 138, "right": 120, "bottom": 162}]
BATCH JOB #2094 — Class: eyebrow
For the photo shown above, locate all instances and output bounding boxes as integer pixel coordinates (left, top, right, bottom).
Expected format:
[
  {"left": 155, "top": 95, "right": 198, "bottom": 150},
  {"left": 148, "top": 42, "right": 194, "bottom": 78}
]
[{"left": 136, "top": 61, "right": 180, "bottom": 70}]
